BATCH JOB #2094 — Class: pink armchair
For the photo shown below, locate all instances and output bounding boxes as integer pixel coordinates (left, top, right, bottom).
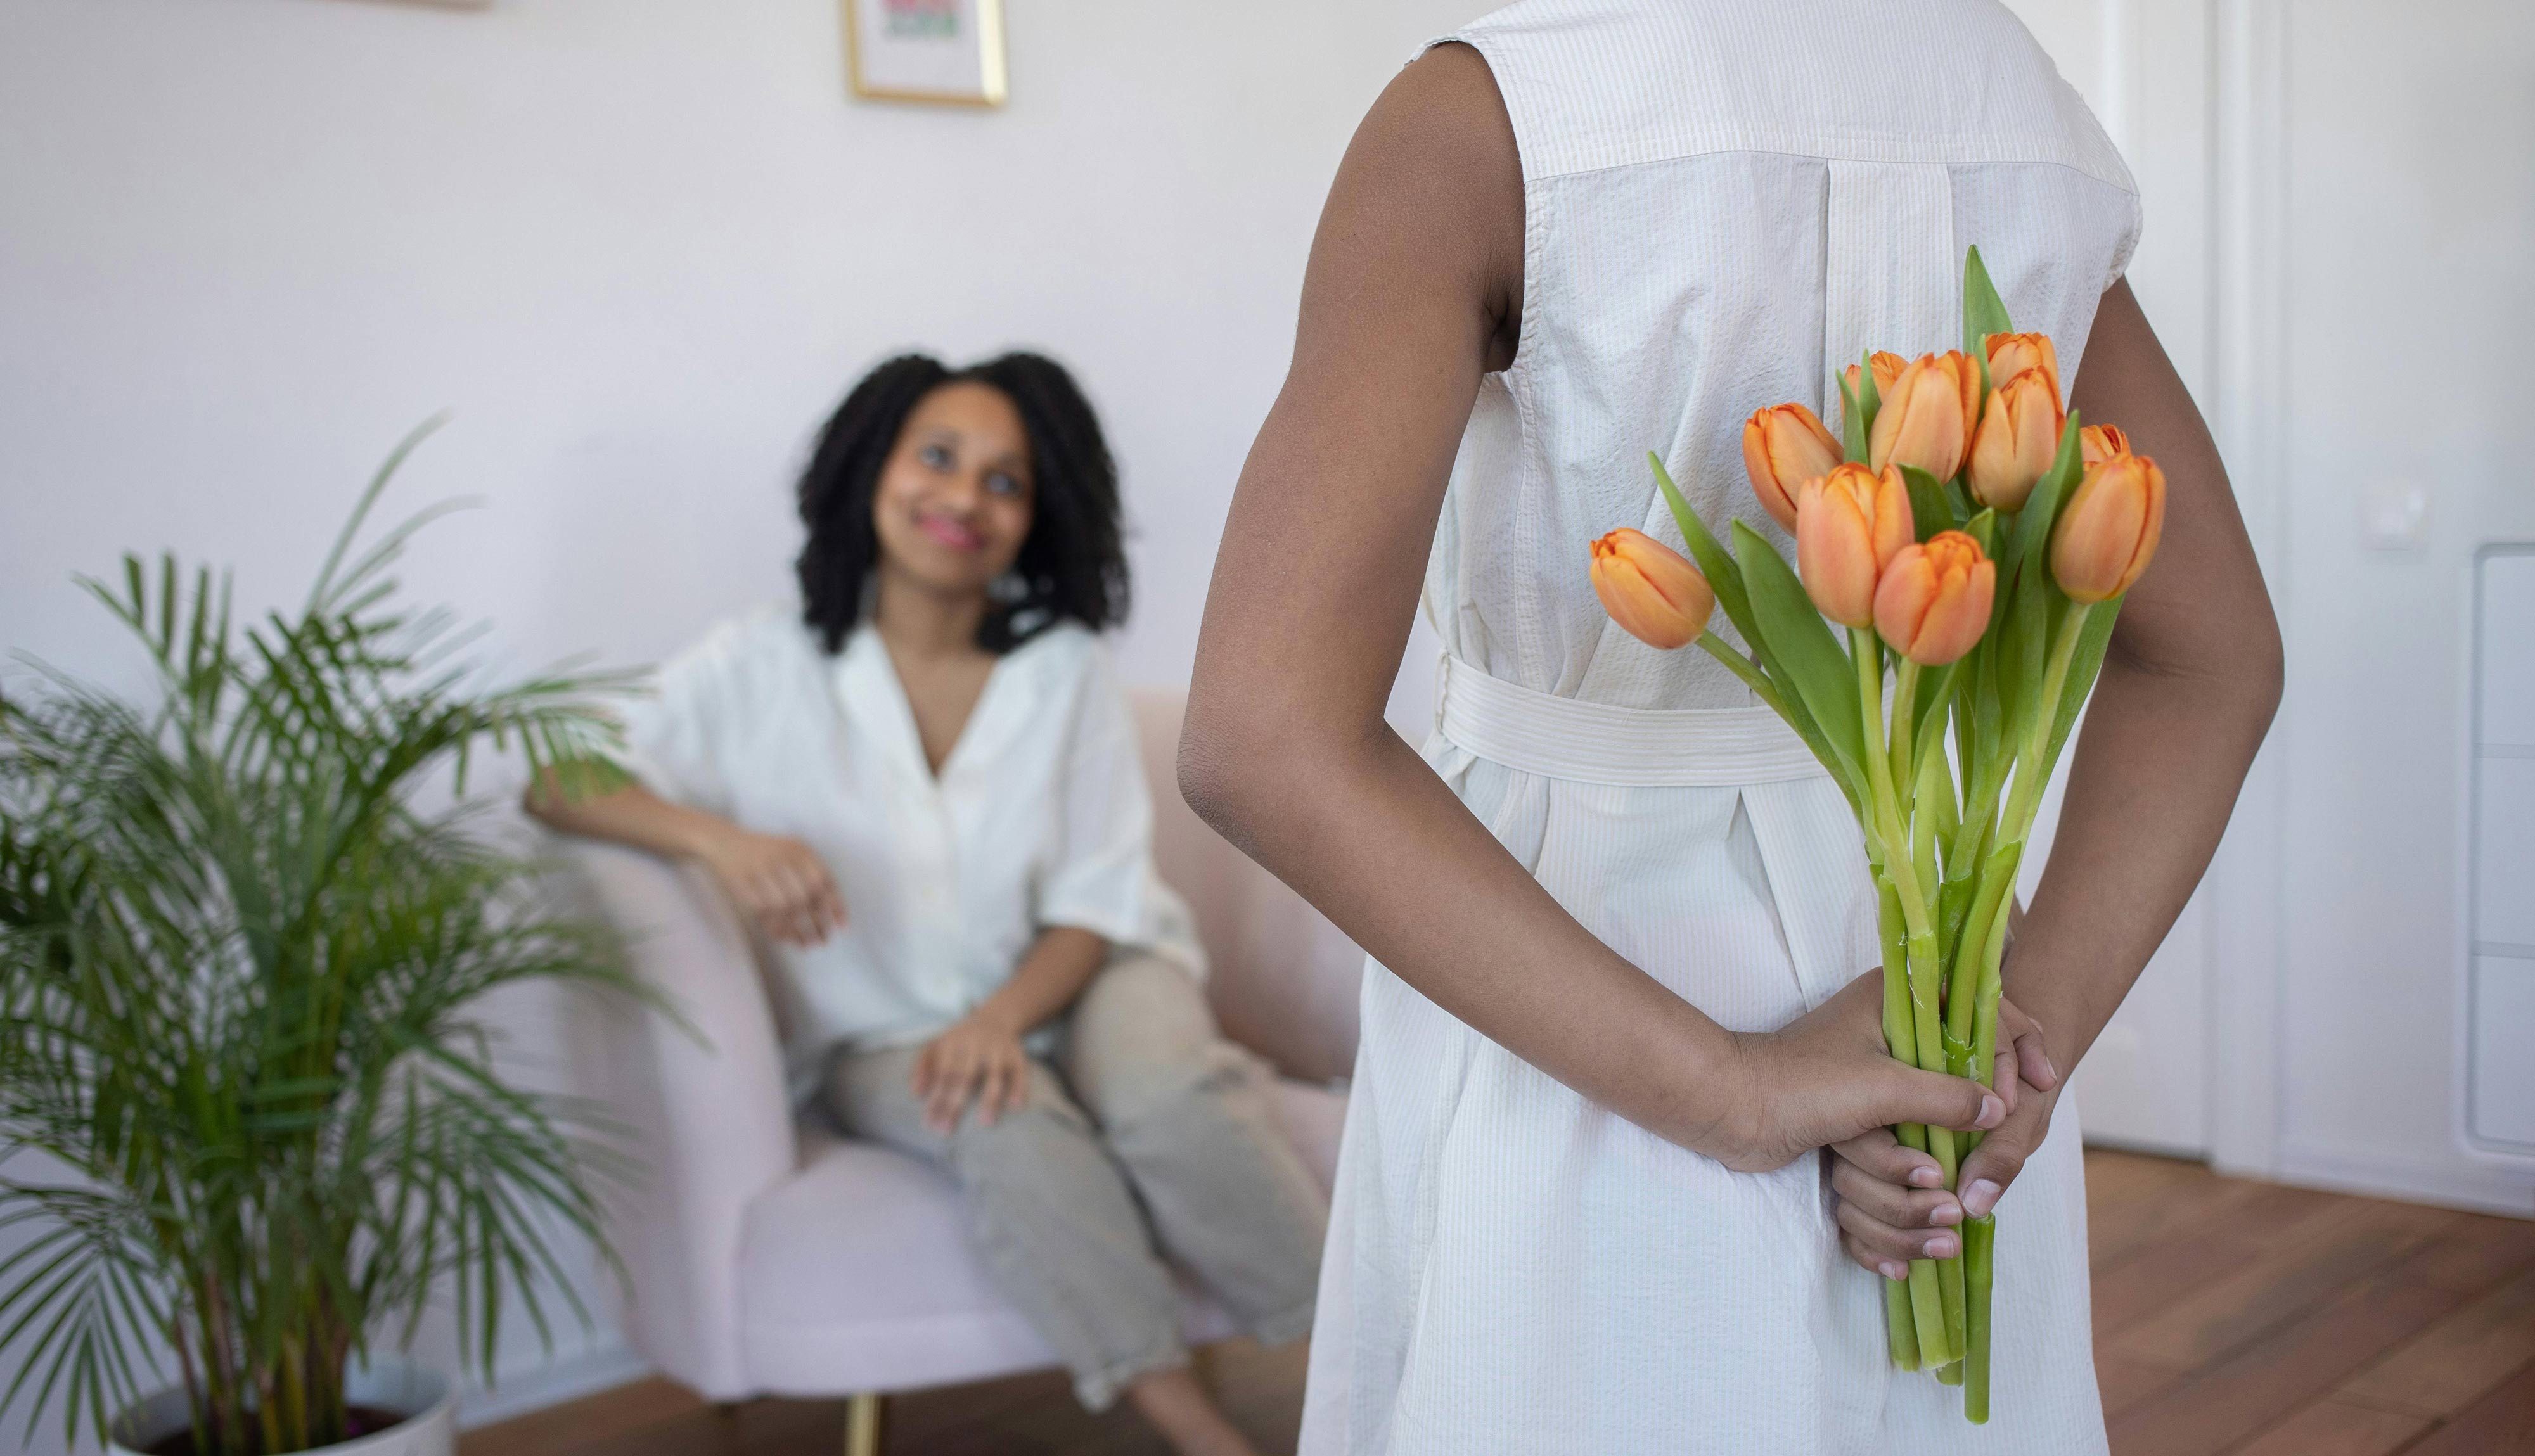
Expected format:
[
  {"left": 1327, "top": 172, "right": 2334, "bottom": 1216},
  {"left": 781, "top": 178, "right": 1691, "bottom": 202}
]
[{"left": 554, "top": 688, "right": 1361, "bottom": 1452}]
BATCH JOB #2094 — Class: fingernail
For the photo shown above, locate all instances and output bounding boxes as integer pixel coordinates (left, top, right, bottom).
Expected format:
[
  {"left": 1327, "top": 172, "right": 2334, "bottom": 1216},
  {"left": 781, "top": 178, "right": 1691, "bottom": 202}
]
[
  {"left": 1926, "top": 1235, "right": 1958, "bottom": 1259},
  {"left": 2042, "top": 1054, "right": 2059, "bottom": 1083},
  {"left": 1880, "top": 1260, "right": 1908, "bottom": 1281},
  {"left": 1964, "top": 1179, "right": 2002, "bottom": 1217},
  {"left": 1979, "top": 1094, "right": 2005, "bottom": 1128},
  {"left": 1930, "top": 1201, "right": 1961, "bottom": 1227},
  {"left": 1909, "top": 1166, "right": 1942, "bottom": 1189}
]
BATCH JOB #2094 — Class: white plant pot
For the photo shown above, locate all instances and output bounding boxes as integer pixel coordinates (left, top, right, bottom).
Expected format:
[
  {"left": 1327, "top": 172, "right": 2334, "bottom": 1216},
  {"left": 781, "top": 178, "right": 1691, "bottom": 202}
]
[{"left": 108, "top": 1359, "right": 455, "bottom": 1456}]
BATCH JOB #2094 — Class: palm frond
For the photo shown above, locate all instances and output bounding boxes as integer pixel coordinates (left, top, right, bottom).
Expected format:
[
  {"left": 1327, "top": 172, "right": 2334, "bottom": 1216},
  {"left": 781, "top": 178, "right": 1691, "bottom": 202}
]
[{"left": 0, "top": 425, "right": 643, "bottom": 1452}]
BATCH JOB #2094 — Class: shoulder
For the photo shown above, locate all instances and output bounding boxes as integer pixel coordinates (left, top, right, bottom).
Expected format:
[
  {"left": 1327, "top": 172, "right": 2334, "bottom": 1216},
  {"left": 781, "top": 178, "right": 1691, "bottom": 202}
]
[{"left": 655, "top": 604, "right": 826, "bottom": 699}]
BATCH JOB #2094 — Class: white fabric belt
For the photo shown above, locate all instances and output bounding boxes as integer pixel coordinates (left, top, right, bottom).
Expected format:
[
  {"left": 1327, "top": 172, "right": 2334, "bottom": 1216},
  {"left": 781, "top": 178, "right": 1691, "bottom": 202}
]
[{"left": 1434, "top": 653, "right": 1827, "bottom": 788}]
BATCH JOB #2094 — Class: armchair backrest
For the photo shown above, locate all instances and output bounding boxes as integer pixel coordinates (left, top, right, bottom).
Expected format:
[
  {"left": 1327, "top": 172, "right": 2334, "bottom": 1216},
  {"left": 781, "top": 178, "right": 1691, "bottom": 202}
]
[{"left": 1127, "top": 687, "right": 1362, "bottom": 1084}]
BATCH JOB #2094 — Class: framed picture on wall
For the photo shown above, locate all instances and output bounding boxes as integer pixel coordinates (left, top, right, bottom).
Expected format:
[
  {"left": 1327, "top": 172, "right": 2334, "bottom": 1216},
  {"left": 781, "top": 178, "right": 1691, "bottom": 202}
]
[{"left": 843, "top": 0, "right": 1008, "bottom": 108}]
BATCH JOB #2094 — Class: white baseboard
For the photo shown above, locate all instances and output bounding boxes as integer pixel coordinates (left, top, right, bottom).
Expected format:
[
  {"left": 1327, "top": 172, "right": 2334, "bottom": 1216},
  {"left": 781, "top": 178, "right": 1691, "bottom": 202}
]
[
  {"left": 457, "top": 1336, "right": 655, "bottom": 1430},
  {"left": 2265, "top": 1140, "right": 2535, "bottom": 1219}
]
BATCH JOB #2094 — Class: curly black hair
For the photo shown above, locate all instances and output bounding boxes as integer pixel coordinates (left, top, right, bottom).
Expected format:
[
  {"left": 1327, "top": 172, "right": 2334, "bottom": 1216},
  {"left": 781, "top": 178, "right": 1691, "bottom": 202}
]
[{"left": 795, "top": 351, "right": 1129, "bottom": 655}]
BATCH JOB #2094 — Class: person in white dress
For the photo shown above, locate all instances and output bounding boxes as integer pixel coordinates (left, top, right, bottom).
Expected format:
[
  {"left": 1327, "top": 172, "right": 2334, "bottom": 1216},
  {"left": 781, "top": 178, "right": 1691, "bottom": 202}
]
[
  {"left": 1181, "top": 3, "right": 2281, "bottom": 1452},
  {"left": 532, "top": 352, "right": 1326, "bottom": 1456}
]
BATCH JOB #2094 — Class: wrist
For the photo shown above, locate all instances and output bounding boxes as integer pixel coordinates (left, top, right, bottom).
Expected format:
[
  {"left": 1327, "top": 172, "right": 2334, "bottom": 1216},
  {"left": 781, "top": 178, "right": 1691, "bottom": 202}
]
[
  {"left": 1664, "top": 1018, "right": 1759, "bottom": 1157},
  {"left": 682, "top": 815, "right": 747, "bottom": 865},
  {"left": 966, "top": 1000, "right": 1029, "bottom": 1039}
]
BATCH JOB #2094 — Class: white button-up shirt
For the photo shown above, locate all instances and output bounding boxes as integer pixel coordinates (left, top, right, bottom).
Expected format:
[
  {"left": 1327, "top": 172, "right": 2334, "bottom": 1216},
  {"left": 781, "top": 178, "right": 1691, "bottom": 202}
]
[{"left": 616, "top": 607, "right": 1204, "bottom": 1089}]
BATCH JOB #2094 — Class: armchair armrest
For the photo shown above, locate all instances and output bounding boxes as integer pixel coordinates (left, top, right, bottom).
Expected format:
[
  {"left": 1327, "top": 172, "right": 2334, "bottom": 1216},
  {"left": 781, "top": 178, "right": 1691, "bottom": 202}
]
[{"left": 548, "top": 837, "right": 795, "bottom": 1400}]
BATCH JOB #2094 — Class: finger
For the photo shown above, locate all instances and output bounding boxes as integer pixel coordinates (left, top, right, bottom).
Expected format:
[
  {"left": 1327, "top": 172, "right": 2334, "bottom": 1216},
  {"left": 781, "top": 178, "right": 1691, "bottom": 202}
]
[
  {"left": 932, "top": 1054, "right": 982, "bottom": 1132},
  {"left": 1875, "top": 1066, "right": 2005, "bottom": 1135},
  {"left": 811, "top": 871, "right": 849, "bottom": 933},
  {"left": 2014, "top": 1026, "right": 2058, "bottom": 1092},
  {"left": 1830, "top": 1126, "right": 1944, "bottom": 1191},
  {"left": 909, "top": 1045, "right": 937, "bottom": 1099},
  {"left": 1001, "top": 1057, "right": 1033, "bottom": 1116},
  {"left": 1837, "top": 1198, "right": 1962, "bottom": 1264},
  {"left": 1996, "top": 999, "right": 2059, "bottom": 1092},
  {"left": 977, "top": 1057, "right": 1015, "bottom": 1127},
  {"left": 1830, "top": 1156, "right": 1965, "bottom": 1230},
  {"left": 1843, "top": 1231, "right": 1913, "bottom": 1282},
  {"left": 1992, "top": 1049, "right": 2021, "bottom": 1115},
  {"left": 1956, "top": 1100, "right": 2050, "bottom": 1218}
]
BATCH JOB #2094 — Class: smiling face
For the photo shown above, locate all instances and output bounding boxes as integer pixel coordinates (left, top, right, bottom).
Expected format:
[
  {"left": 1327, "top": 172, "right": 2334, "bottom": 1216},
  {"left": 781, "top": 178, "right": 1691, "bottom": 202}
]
[{"left": 869, "top": 380, "right": 1036, "bottom": 603}]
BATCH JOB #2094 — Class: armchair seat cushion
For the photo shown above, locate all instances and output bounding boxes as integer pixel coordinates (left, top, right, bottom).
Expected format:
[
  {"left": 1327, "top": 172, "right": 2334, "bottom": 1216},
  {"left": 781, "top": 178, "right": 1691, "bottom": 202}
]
[{"left": 734, "top": 1078, "right": 1346, "bottom": 1396}]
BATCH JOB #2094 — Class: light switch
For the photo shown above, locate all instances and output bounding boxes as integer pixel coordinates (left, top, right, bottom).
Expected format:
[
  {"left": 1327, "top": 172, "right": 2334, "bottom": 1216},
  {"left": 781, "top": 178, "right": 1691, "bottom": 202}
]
[{"left": 2359, "top": 480, "right": 2431, "bottom": 550}]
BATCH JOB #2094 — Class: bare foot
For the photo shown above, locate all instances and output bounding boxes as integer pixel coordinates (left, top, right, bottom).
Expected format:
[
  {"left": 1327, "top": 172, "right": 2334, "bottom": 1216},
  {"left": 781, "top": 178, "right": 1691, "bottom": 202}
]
[{"left": 1123, "top": 1364, "right": 1262, "bottom": 1456}]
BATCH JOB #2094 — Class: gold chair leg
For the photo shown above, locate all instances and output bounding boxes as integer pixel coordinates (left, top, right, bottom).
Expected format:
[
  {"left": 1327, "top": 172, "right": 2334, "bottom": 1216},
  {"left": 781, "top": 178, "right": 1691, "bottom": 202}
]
[{"left": 842, "top": 1391, "right": 884, "bottom": 1456}]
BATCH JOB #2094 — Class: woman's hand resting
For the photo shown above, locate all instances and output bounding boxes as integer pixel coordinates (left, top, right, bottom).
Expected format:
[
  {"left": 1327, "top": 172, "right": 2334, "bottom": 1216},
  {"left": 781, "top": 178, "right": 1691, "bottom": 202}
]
[
  {"left": 1827, "top": 992, "right": 2059, "bottom": 1279},
  {"left": 694, "top": 826, "right": 849, "bottom": 947},
  {"left": 911, "top": 1012, "right": 1034, "bottom": 1134},
  {"left": 1693, "top": 968, "right": 2008, "bottom": 1174}
]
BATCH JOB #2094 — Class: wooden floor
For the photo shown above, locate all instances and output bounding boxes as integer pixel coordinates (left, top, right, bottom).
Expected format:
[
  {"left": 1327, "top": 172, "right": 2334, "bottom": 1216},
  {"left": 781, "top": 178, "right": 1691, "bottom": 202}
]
[{"left": 464, "top": 1151, "right": 2535, "bottom": 1456}]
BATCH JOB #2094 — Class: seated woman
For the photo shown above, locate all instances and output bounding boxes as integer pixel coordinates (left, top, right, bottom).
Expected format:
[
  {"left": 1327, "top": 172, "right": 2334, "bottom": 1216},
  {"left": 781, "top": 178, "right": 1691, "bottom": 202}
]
[{"left": 530, "top": 352, "right": 1326, "bottom": 1456}]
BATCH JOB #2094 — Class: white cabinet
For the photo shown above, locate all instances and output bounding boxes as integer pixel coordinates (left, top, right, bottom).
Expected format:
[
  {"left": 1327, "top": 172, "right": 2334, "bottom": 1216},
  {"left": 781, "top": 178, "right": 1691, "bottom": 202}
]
[{"left": 2470, "top": 549, "right": 2535, "bottom": 1152}]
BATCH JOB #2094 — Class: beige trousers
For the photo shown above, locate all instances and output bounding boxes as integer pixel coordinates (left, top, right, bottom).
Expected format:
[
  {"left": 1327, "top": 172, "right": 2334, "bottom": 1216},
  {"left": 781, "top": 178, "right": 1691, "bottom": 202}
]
[{"left": 821, "top": 952, "right": 1328, "bottom": 1409}]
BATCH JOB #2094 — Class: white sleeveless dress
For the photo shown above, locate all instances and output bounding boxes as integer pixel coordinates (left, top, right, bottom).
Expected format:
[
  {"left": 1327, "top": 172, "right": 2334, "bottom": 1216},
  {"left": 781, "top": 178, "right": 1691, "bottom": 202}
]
[{"left": 1297, "top": 3, "right": 2140, "bottom": 1453}]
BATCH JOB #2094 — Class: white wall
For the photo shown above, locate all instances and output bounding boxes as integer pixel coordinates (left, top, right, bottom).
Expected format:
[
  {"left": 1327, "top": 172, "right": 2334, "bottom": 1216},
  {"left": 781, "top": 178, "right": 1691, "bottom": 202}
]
[
  {"left": 0, "top": 0, "right": 1481, "bottom": 1445},
  {"left": 2009, "top": 0, "right": 2535, "bottom": 1213},
  {"left": 2267, "top": 0, "right": 2535, "bottom": 1212}
]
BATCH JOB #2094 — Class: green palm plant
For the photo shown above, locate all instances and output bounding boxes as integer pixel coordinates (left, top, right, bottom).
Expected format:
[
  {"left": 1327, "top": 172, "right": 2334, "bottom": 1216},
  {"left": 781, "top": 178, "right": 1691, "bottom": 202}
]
[{"left": 0, "top": 425, "right": 641, "bottom": 1454}]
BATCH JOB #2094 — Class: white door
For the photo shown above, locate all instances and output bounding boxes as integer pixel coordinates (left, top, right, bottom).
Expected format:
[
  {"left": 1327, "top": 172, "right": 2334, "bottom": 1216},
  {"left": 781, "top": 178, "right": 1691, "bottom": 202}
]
[{"left": 1998, "top": 0, "right": 2218, "bottom": 1155}]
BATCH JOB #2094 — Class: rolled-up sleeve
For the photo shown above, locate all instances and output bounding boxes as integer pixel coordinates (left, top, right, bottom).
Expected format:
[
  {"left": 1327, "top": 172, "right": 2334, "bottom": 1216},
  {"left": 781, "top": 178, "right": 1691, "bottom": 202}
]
[
  {"left": 610, "top": 623, "right": 744, "bottom": 819},
  {"left": 1036, "top": 648, "right": 1157, "bottom": 947}
]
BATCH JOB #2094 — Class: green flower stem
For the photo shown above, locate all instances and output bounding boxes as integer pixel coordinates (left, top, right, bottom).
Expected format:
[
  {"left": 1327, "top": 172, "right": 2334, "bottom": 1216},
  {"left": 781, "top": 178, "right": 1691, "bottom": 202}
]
[
  {"left": 1875, "top": 871, "right": 1951, "bottom": 1366},
  {"left": 1856, "top": 632, "right": 1965, "bottom": 1365},
  {"left": 1965, "top": 1215, "right": 1997, "bottom": 1422},
  {"left": 1944, "top": 601, "right": 2093, "bottom": 1419},
  {"left": 1694, "top": 630, "right": 1789, "bottom": 719},
  {"left": 1885, "top": 1278, "right": 1923, "bottom": 1372}
]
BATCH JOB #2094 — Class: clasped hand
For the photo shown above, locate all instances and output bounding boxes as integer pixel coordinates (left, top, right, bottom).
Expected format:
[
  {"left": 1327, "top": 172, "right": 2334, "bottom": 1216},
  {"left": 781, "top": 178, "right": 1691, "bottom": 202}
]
[{"left": 1702, "top": 968, "right": 2060, "bottom": 1281}]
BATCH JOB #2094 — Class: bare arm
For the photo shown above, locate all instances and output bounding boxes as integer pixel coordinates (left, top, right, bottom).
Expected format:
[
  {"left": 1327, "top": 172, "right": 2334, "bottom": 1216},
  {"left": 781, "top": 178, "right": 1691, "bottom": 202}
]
[
  {"left": 973, "top": 925, "right": 1107, "bottom": 1037},
  {"left": 524, "top": 776, "right": 847, "bottom": 946},
  {"left": 1181, "top": 45, "right": 2000, "bottom": 1170}
]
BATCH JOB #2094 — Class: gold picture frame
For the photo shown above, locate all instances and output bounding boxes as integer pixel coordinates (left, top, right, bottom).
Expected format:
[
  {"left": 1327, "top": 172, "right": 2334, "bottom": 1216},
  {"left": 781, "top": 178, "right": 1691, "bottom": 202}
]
[{"left": 843, "top": 0, "right": 1008, "bottom": 108}]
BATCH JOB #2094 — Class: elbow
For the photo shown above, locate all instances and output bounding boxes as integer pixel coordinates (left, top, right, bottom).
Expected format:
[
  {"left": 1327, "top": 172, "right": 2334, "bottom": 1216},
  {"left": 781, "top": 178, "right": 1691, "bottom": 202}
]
[
  {"left": 2246, "top": 613, "right": 2286, "bottom": 734},
  {"left": 1175, "top": 706, "right": 1252, "bottom": 846}
]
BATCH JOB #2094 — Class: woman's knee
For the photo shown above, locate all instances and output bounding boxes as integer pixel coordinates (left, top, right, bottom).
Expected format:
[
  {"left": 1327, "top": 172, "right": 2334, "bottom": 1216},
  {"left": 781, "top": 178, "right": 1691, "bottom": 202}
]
[{"left": 1063, "top": 953, "right": 1238, "bottom": 1122}]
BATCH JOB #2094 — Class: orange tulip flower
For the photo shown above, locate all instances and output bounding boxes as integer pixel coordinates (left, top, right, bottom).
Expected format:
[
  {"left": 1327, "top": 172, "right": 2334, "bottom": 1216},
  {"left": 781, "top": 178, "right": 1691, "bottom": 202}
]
[
  {"left": 2051, "top": 453, "right": 2167, "bottom": 603},
  {"left": 1842, "top": 350, "right": 1909, "bottom": 438},
  {"left": 2079, "top": 423, "right": 2130, "bottom": 468},
  {"left": 1966, "top": 367, "right": 2064, "bottom": 511},
  {"left": 1983, "top": 331, "right": 2061, "bottom": 402},
  {"left": 1875, "top": 531, "right": 1996, "bottom": 665},
  {"left": 1869, "top": 351, "right": 1979, "bottom": 481},
  {"left": 1742, "top": 403, "right": 1842, "bottom": 530},
  {"left": 1591, "top": 528, "right": 1716, "bottom": 649},
  {"left": 1796, "top": 463, "right": 1914, "bottom": 628}
]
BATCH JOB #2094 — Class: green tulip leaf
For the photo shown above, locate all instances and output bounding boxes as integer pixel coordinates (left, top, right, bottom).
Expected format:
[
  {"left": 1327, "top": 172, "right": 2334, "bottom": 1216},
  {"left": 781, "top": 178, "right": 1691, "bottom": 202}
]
[
  {"left": 1998, "top": 411, "right": 2085, "bottom": 604},
  {"left": 1899, "top": 464, "right": 1958, "bottom": 542},
  {"left": 1650, "top": 453, "right": 1752, "bottom": 635},
  {"left": 1648, "top": 453, "right": 1833, "bottom": 758},
  {"left": 1911, "top": 658, "right": 1963, "bottom": 778},
  {"left": 1963, "top": 245, "right": 2015, "bottom": 364},
  {"left": 1840, "top": 371, "right": 1871, "bottom": 466},
  {"left": 1733, "top": 520, "right": 1868, "bottom": 793},
  {"left": 1854, "top": 348, "right": 1883, "bottom": 455},
  {"left": 2042, "top": 596, "right": 2124, "bottom": 770}
]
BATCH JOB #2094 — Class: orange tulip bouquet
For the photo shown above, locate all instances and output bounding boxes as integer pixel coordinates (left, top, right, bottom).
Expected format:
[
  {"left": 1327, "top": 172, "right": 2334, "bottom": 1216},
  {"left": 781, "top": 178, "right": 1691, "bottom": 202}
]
[{"left": 1588, "top": 248, "right": 2165, "bottom": 1421}]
